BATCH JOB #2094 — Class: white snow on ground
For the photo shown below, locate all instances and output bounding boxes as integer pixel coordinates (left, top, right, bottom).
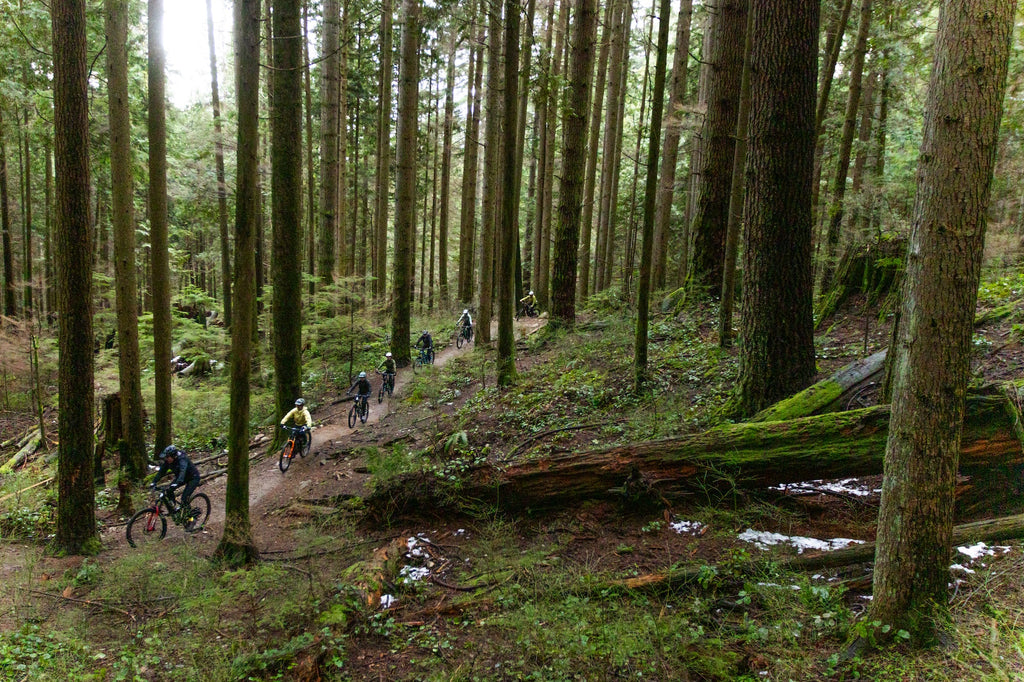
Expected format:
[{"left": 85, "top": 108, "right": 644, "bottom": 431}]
[
  {"left": 406, "top": 535, "right": 430, "bottom": 557},
  {"left": 400, "top": 566, "right": 431, "bottom": 583},
  {"left": 770, "top": 478, "right": 881, "bottom": 497},
  {"left": 380, "top": 594, "right": 397, "bottom": 609},
  {"left": 957, "top": 542, "right": 1011, "bottom": 561},
  {"left": 738, "top": 529, "right": 865, "bottom": 553},
  {"left": 671, "top": 520, "right": 706, "bottom": 535}
]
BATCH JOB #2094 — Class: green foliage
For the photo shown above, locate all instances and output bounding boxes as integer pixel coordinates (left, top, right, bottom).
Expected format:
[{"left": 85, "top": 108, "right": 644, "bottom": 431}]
[{"left": 0, "top": 625, "right": 92, "bottom": 680}]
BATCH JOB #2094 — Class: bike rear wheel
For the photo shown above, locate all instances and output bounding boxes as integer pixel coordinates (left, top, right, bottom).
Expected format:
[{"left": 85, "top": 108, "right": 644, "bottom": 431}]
[
  {"left": 184, "top": 493, "right": 211, "bottom": 532},
  {"left": 348, "top": 402, "right": 358, "bottom": 428},
  {"left": 378, "top": 383, "right": 385, "bottom": 403},
  {"left": 126, "top": 508, "right": 166, "bottom": 548},
  {"left": 279, "top": 439, "right": 294, "bottom": 472}
]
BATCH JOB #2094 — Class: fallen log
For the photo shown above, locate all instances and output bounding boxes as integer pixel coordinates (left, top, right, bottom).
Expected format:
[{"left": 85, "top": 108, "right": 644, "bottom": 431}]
[
  {"left": 607, "top": 509, "right": 1024, "bottom": 593},
  {"left": 0, "top": 434, "right": 42, "bottom": 475},
  {"left": 366, "top": 387, "right": 1024, "bottom": 515}
]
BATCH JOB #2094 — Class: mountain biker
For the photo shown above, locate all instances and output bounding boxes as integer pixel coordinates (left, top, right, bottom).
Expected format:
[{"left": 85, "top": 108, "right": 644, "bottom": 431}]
[
  {"left": 280, "top": 398, "right": 313, "bottom": 450},
  {"left": 150, "top": 445, "right": 201, "bottom": 518},
  {"left": 457, "top": 309, "right": 473, "bottom": 340},
  {"left": 346, "top": 371, "right": 372, "bottom": 402},
  {"left": 519, "top": 290, "right": 537, "bottom": 315},
  {"left": 415, "top": 330, "right": 434, "bottom": 362},
  {"left": 377, "top": 351, "right": 397, "bottom": 375}
]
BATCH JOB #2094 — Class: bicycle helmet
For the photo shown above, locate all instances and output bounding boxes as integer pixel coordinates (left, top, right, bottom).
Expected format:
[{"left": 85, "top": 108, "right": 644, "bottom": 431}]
[
  {"left": 295, "top": 398, "right": 305, "bottom": 407},
  {"left": 528, "top": 290, "right": 534, "bottom": 296},
  {"left": 463, "top": 309, "right": 468, "bottom": 314},
  {"left": 359, "top": 371, "right": 367, "bottom": 378},
  {"left": 160, "top": 445, "right": 179, "bottom": 460},
  {"left": 385, "top": 352, "right": 392, "bottom": 358}
]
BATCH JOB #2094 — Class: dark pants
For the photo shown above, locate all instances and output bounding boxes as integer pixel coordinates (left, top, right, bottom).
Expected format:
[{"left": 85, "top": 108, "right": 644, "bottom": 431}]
[{"left": 171, "top": 477, "right": 200, "bottom": 510}]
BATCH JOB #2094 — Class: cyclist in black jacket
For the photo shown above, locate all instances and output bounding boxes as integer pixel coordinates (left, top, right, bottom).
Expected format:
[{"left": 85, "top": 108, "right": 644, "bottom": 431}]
[
  {"left": 150, "top": 445, "right": 201, "bottom": 517},
  {"left": 415, "top": 330, "right": 434, "bottom": 363},
  {"left": 346, "top": 371, "right": 372, "bottom": 399}
]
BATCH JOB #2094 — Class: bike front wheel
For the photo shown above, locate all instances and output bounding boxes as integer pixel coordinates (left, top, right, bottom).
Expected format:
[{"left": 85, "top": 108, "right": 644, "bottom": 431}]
[
  {"left": 301, "top": 433, "right": 311, "bottom": 457},
  {"left": 456, "top": 332, "right": 464, "bottom": 349},
  {"left": 359, "top": 400, "right": 369, "bottom": 424},
  {"left": 127, "top": 508, "right": 166, "bottom": 548},
  {"left": 279, "top": 440, "right": 294, "bottom": 472},
  {"left": 184, "top": 493, "right": 211, "bottom": 532},
  {"left": 348, "top": 402, "right": 358, "bottom": 428}
]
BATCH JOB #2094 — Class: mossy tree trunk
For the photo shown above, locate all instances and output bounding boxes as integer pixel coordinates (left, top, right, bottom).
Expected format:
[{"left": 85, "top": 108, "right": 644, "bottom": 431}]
[{"left": 869, "top": 0, "right": 1016, "bottom": 645}]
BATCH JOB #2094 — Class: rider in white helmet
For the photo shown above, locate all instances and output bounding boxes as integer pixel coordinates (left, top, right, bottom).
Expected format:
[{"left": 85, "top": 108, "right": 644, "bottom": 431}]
[
  {"left": 457, "top": 308, "right": 474, "bottom": 340},
  {"left": 346, "top": 371, "right": 372, "bottom": 400}
]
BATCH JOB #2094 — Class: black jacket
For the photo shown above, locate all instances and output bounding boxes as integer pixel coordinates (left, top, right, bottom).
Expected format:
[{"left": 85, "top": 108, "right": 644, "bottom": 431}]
[{"left": 154, "top": 452, "right": 200, "bottom": 486}]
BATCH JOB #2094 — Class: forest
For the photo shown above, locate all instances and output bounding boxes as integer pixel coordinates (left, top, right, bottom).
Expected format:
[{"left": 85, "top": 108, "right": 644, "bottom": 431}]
[{"left": 1, "top": 0, "right": 1024, "bottom": 678}]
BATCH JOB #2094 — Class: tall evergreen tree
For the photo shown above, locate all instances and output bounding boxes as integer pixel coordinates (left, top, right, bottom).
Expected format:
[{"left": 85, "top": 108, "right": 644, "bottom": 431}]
[
  {"left": 735, "top": 0, "right": 817, "bottom": 416},
  {"left": 319, "top": 0, "right": 341, "bottom": 289},
  {"left": 105, "top": 0, "right": 147, "bottom": 480},
  {"left": 391, "top": 0, "right": 420, "bottom": 366},
  {"left": 149, "top": 0, "right": 173, "bottom": 455},
  {"left": 373, "top": 0, "right": 394, "bottom": 301},
  {"left": 497, "top": 0, "right": 520, "bottom": 387},
  {"left": 217, "top": 0, "right": 262, "bottom": 567},
  {"left": 870, "top": 0, "right": 1016, "bottom": 645},
  {"left": 52, "top": 0, "right": 97, "bottom": 555},
  {"left": 206, "top": 0, "right": 232, "bottom": 328}
]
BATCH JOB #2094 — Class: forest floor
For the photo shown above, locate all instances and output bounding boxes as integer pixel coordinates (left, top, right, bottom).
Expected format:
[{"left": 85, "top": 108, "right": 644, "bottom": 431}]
[{"left": 3, "top": 288, "right": 1024, "bottom": 680}]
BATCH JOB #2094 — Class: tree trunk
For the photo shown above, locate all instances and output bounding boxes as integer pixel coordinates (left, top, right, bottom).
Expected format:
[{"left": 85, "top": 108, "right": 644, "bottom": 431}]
[
  {"left": 599, "top": 0, "right": 631, "bottom": 293},
  {"left": 271, "top": 0, "right": 304, "bottom": 425},
  {"left": 0, "top": 114, "right": 16, "bottom": 317},
  {"left": 105, "top": 0, "right": 147, "bottom": 480},
  {"left": 438, "top": 33, "right": 457, "bottom": 305},
  {"left": 369, "top": 389, "right": 1024, "bottom": 515},
  {"left": 149, "top": 0, "right": 172, "bottom": 455},
  {"left": 216, "top": 0, "right": 261, "bottom": 567},
  {"left": 716, "top": 6, "right": 752, "bottom": 348},
  {"left": 818, "top": 0, "right": 873, "bottom": 294},
  {"left": 302, "top": 1, "right": 316, "bottom": 300},
  {"left": 650, "top": 0, "right": 693, "bottom": 291},
  {"left": 687, "top": 0, "right": 748, "bottom": 295},
  {"left": 320, "top": 0, "right": 341, "bottom": 290},
  {"left": 206, "top": 0, "right": 231, "bottom": 328},
  {"left": 550, "top": 0, "right": 598, "bottom": 327},
  {"left": 576, "top": 0, "right": 614, "bottom": 304},
  {"left": 633, "top": 0, "right": 671, "bottom": 390},
  {"left": 52, "top": 0, "right": 97, "bottom": 555},
  {"left": 391, "top": 0, "right": 420, "bottom": 367},
  {"left": 531, "top": 0, "right": 555, "bottom": 297},
  {"left": 373, "top": 0, "right": 394, "bottom": 301},
  {"left": 497, "top": 0, "right": 521, "bottom": 387},
  {"left": 20, "top": 111, "right": 32, "bottom": 316},
  {"left": 870, "top": 0, "right": 1015, "bottom": 644},
  {"left": 735, "top": 0, "right": 818, "bottom": 417},
  {"left": 458, "top": 11, "right": 484, "bottom": 304},
  {"left": 478, "top": 0, "right": 504, "bottom": 344}
]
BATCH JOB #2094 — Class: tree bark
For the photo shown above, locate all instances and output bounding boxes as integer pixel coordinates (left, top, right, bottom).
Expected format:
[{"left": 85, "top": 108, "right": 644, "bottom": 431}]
[
  {"left": 735, "top": 0, "right": 818, "bottom": 417},
  {"left": 497, "top": 0, "right": 521, "bottom": 387},
  {"left": 149, "top": 0, "right": 173, "bottom": 455},
  {"left": 458, "top": 11, "right": 484, "bottom": 304},
  {"left": 52, "top": 0, "right": 97, "bottom": 555},
  {"left": 373, "top": 0, "right": 394, "bottom": 301},
  {"left": 0, "top": 114, "right": 17, "bottom": 317},
  {"left": 271, "top": 0, "right": 304, "bottom": 425},
  {"left": 216, "top": 0, "right": 261, "bottom": 567},
  {"left": 320, "top": 0, "right": 341, "bottom": 290},
  {"left": 478, "top": 0, "right": 503, "bottom": 343},
  {"left": 550, "top": 0, "right": 598, "bottom": 327},
  {"left": 105, "top": 0, "right": 147, "bottom": 480},
  {"left": 438, "top": 33, "right": 457, "bottom": 305},
  {"left": 869, "top": 0, "right": 1016, "bottom": 644},
  {"left": 391, "top": 0, "right": 420, "bottom": 367}
]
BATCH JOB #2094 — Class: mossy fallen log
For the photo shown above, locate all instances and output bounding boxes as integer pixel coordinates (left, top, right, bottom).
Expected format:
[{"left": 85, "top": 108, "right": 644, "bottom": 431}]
[
  {"left": 0, "top": 434, "right": 42, "bottom": 475},
  {"left": 366, "top": 388, "right": 1023, "bottom": 516}
]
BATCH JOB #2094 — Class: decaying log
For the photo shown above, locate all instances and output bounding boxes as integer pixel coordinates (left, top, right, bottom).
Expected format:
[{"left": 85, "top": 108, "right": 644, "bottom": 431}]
[
  {"left": 367, "top": 387, "right": 1024, "bottom": 515},
  {"left": 609, "top": 509, "right": 1024, "bottom": 593},
  {"left": 0, "top": 434, "right": 42, "bottom": 475}
]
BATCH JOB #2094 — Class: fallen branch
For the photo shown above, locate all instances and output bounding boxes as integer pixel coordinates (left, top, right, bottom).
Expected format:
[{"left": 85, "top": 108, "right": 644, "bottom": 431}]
[
  {"left": 0, "top": 476, "right": 54, "bottom": 504},
  {"left": 23, "top": 588, "right": 136, "bottom": 621},
  {"left": 0, "top": 434, "right": 42, "bottom": 474}
]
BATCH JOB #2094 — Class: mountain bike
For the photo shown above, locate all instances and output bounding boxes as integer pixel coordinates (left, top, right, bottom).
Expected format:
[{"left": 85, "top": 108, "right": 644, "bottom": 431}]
[
  {"left": 377, "top": 370, "right": 395, "bottom": 403},
  {"left": 412, "top": 346, "right": 434, "bottom": 373},
  {"left": 278, "top": 424, "right": 311, "bottom": 472},
  {"left": 126, "top": 484, "right": 211, "bottom": 548},
  {"left": 515, "top": 302, "right": 538, "bottom": 320},
  {"left": 455, "top": 322, "right": 472, "bottom": 349},
  {"left": 348, "top": 393, "right": 370, "bottom": 427}
]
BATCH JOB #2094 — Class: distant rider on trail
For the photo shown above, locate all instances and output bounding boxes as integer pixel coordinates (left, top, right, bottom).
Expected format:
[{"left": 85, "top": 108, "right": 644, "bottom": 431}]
[
  {"left": 518, "top": 290, "right": 537, "bottom": 317},
  {"left": 377, "top": 351, "right": 397, "bottom": 375},
  {"left": 415, "top": 330, "right": 434, "bottom": 363},
  {"left": 346, "top": 371, "right": 373, "bottom": 401},
  {"left": 280, "top": 398, "right": 313, "bottom": 450},
  {"left": 457, "top": 309, "right": 473, "bottom": 340}
]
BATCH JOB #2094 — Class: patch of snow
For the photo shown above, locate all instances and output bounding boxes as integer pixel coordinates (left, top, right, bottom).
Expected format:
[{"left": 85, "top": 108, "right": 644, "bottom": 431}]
[
  {"left": 957, "top": 543, "right": 1011, "bottom": 561},
  {"left": 380, "top": 594, "right": 397, "bottom": 608},
  {"left": 400, "top": 566, "right": 431, "bottom": 583},
  {"left": 738, "top": 529, "right": 865, "bottom": 554},
  {"left": 950, "top": 563, "right": 975, "bottom": 574},
  {"left": 407, "top": 535, "right": 431, "bottom": 557},
  {"left": 671, "top": 520, "right": 705, "bottom": 535},
  {"left": 770, "top": 478, "right": 880, "bottom": 497}
]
